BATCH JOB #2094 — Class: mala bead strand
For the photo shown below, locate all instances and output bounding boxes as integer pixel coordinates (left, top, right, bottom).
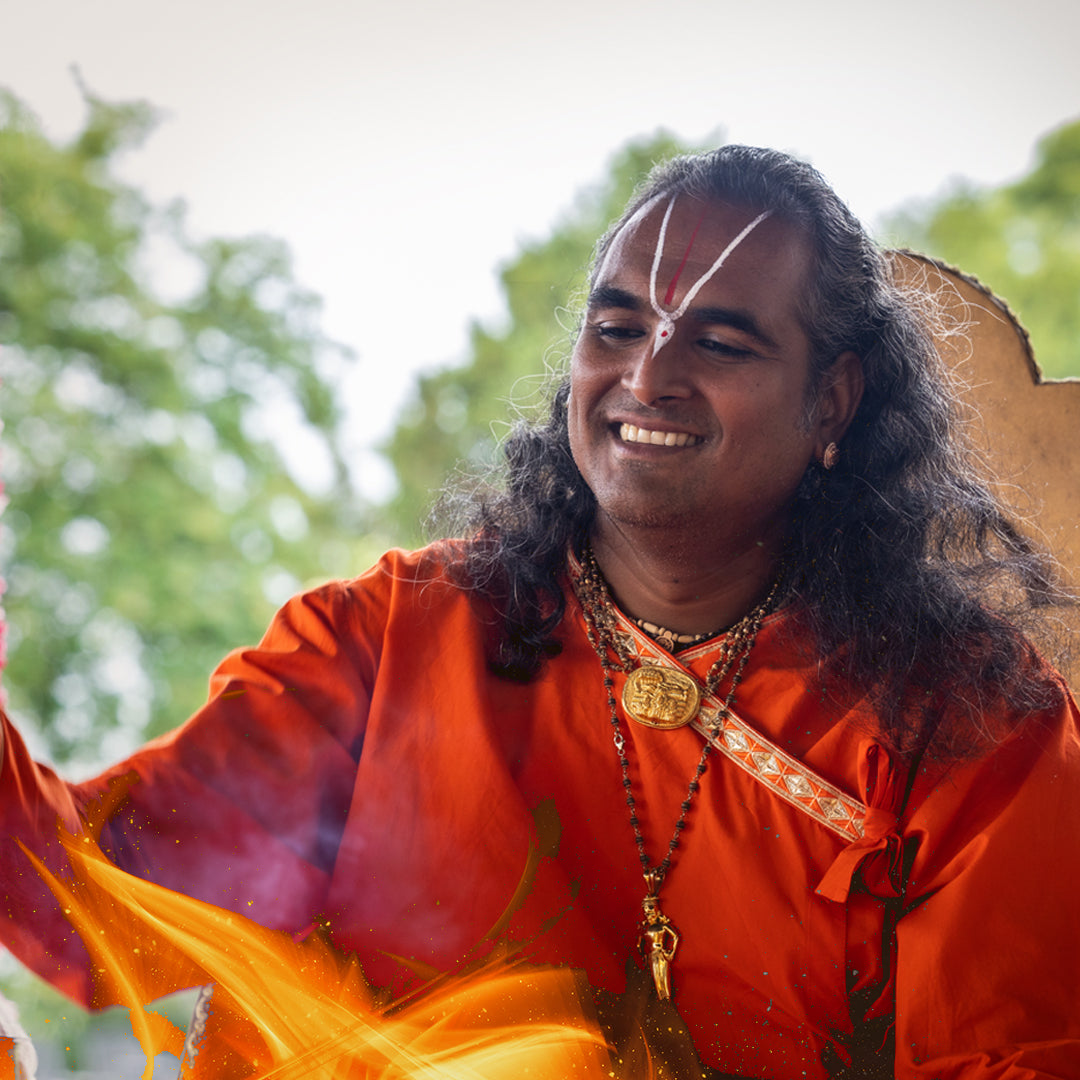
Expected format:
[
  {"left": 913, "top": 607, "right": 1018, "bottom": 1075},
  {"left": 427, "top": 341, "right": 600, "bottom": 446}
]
[{"left": 571, "top": 542, "right": 779, "bottom": 1000}]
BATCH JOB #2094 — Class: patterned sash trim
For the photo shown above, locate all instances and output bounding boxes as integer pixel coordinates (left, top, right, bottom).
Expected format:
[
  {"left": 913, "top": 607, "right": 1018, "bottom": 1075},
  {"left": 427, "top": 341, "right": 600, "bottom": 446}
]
[
  {"left": 690, "top": 711, "right": 867, "bottom": 842},
  {"left": 613, "top": 615, "right": 868, "bottom": 843}
]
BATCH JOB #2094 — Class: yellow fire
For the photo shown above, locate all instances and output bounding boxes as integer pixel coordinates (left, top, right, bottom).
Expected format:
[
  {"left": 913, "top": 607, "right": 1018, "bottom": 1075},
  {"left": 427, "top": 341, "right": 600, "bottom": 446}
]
[{"left": 22, "top": 833, "right": 617, "bottom": 1079}]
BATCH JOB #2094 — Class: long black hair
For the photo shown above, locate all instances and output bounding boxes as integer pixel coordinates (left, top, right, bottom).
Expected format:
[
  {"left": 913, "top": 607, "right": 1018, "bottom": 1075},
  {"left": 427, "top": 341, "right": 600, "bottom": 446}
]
[{"left": 440, "top": 146, "right": 1068, "bottom": 758}]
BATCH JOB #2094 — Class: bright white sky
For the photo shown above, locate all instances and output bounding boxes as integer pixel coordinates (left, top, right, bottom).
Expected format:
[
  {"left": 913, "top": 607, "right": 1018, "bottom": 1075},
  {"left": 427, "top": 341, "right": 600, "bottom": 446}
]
[{"left": 2, "top": 0, "right": 1078, "bottom": 501}]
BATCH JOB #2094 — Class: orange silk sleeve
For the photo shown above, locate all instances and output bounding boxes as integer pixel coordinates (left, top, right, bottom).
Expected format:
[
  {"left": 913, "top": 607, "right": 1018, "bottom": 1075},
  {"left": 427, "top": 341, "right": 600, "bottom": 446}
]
[{"left": 0, "top": 569, "right": 390, "bottom": 1006}]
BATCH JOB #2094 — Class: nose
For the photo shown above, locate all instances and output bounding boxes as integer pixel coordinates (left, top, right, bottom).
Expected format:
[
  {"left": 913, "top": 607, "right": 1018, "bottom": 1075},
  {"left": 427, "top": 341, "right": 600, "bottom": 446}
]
[{"left": 621, "top": 335, "right": 692, "bottom": 406}]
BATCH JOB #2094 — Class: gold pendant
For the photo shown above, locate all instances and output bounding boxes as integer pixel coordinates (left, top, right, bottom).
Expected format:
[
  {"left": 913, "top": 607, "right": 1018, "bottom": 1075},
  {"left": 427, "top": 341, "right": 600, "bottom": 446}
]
[
  {"left": 639, "top": 892, "right": 680, "bottom": 1000},
  {"left": 622, "top": 665, "right": 701, "bottom": 729}
]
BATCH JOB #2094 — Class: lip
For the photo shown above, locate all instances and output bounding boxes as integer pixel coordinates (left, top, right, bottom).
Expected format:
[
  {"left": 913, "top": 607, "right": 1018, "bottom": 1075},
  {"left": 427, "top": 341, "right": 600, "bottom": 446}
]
[{"left": 616, "top": 422, "right": 704, "bottom": 448}]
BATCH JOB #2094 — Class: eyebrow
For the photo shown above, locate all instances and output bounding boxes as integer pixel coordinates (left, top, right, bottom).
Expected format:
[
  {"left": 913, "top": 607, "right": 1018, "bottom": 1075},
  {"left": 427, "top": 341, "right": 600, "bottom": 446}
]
[
  {"left": 587, "top": 284, "right": 645, "bottom": 312},
  {"left": 587, "top": 282, "right": 780, "bottom": 351}
]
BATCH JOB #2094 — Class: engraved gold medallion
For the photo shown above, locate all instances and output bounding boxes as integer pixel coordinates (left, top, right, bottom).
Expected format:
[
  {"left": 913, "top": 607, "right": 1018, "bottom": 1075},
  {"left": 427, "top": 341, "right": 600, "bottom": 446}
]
[{"left": 622, "top": 666, "right": 701, "bottom": 729}]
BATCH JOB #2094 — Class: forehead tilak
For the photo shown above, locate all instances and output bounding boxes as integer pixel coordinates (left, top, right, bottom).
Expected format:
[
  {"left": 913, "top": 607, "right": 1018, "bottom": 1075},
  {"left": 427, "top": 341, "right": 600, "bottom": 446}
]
[{"left": 648, "top": 195, "right": 772, "bottom": 356}]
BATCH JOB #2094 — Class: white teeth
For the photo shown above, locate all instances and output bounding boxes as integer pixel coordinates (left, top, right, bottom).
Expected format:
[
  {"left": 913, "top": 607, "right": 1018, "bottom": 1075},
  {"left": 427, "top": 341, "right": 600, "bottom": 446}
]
[{"left": 619, "top": 423, "right": 696, "bottom": 447}]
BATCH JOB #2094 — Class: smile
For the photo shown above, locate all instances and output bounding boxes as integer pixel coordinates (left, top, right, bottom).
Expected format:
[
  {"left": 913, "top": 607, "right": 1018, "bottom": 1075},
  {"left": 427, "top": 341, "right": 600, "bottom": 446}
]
[{"left": 619, "top": 423, "right": 702, "bottom": 448}]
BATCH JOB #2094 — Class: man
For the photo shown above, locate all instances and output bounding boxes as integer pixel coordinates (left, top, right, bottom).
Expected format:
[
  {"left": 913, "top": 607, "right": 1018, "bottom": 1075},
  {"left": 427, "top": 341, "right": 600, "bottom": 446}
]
[{"left": 2, "top": 146, "right": 1079, "bottom": 1079}]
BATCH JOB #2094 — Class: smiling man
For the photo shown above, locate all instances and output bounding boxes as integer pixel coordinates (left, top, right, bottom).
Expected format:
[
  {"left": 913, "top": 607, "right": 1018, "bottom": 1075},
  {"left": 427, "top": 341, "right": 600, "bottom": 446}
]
[
  {"left": 3, "top": 146, "right": 1079, "bottom": 1079},
  {"left": 570, "top": 193, "right": 861, "bottom": 638}
]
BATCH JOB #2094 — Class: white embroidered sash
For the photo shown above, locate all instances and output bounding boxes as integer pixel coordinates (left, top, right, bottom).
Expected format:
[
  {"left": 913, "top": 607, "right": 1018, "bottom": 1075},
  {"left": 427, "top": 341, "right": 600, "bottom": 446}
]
[{"left": 611, "top": 616, "right": 867, "bottom": 843}]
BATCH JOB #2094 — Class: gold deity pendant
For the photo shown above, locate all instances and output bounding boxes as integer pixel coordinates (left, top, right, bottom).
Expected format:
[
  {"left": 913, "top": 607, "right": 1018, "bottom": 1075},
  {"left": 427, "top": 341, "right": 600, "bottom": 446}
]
[
  {"left": 622, "top": 666, "right": 701, "bottom": 729},
  {"left": 639, "top": 892, "right": 681, "bottom": 1000}
]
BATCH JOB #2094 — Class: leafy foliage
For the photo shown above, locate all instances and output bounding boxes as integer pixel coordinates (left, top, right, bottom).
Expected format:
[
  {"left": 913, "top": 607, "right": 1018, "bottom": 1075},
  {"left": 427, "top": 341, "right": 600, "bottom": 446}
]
[
  {"left": 884, "top": 118, "right": 1080, "bottom": 379},
  {"left": 0, "top": 88, "right": 376, "bottom": 767},
  {"left": 381, "top": 132, "right": 699, "bottom": 544}
]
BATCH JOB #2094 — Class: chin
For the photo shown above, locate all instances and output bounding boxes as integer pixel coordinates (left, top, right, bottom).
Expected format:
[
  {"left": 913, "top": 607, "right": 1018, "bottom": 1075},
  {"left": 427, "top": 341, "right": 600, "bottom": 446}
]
[{"left": 599, "top": 498, "right": 699, "bottom": 532}]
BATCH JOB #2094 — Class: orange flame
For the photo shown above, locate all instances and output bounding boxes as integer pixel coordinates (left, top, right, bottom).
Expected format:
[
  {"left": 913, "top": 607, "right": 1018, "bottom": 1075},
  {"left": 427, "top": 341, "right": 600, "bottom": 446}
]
[{"left": 22, "top": 832, "right": 618, "bottom": 1079}]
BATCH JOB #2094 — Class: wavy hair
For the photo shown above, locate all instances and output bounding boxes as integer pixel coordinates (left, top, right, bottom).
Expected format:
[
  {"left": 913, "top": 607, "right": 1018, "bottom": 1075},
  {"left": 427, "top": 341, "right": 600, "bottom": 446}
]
[{"left": 442, "top": 145, "right": 1068, "bottom": 758}]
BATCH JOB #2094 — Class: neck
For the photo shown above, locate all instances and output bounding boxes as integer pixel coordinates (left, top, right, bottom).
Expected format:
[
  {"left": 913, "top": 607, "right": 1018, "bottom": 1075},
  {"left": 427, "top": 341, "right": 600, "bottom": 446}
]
[{"left": 589, "top": 515, "right": 782, "bottom": 635}]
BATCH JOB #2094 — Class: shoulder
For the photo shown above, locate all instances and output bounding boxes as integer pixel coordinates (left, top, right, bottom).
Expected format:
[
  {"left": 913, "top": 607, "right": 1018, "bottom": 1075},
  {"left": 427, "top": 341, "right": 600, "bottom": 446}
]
[
  {"left": 229, "top": 541, "right": 472, "bottom": 664},
  {"left": 903, "top": 671, "right": 1080, "bottom": 851},
  {"left": 924, "top": 633, "right": 1076, "bottom": 760},
  {"left": 197, "top": 541, "right": 481, "bottom": 714}
]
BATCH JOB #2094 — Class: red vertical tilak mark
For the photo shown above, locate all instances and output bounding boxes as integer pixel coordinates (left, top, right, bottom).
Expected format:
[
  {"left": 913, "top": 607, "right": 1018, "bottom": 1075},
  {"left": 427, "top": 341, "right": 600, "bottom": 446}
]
[{"left": 662, "top": 211, "right": 706, "bottom": 306}]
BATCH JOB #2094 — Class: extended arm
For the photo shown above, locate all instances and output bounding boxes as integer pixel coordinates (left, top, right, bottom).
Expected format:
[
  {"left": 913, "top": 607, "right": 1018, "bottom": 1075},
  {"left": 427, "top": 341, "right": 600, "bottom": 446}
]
[{"left": 0, "top": 577, "right": 378, "bottom": 1006}]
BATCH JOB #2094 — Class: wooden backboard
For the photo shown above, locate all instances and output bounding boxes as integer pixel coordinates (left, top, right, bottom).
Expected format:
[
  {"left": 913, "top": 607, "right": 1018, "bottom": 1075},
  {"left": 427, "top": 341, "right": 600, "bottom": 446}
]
[{"left": 891, "top": 252, "right": 1080, "bottom": 677}]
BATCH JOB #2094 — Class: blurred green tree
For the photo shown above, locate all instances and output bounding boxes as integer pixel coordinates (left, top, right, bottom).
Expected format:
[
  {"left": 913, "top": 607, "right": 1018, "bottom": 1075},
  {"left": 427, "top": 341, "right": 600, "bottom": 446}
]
[
  {"left": 884, "top": 117, "right": 1080, "bottom": 379},
  {"left": 381, "top": 132, "right": 699, "bottom": 545},
  {"left": 0, "top": 87, "right": 376, "bottom": 768}
]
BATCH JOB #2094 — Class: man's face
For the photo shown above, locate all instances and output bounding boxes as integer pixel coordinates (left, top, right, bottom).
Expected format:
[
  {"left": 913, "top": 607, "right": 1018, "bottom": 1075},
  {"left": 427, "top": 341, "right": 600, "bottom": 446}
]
[{"left": 568, "top": 195, "right": 824, "bottom": 552}]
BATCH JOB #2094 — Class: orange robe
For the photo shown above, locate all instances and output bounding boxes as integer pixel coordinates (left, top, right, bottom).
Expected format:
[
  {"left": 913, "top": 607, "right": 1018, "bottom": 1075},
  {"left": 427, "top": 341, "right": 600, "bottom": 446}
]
[{"left": 2, "top": 545, "right": 1080, "bottom": 1078}]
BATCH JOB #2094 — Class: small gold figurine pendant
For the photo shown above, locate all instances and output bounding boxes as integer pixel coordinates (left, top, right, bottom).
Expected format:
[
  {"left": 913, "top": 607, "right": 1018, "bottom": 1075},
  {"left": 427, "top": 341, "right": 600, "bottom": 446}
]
[{"left": 639, "top": 891, "right": 680, "bottom": 1000}]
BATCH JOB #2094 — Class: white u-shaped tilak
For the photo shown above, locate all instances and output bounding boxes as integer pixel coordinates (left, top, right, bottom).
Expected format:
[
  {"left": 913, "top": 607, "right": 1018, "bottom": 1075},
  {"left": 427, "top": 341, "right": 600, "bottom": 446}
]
[{"left": 648, "top": 195, "right": 772, "bottom": 356}]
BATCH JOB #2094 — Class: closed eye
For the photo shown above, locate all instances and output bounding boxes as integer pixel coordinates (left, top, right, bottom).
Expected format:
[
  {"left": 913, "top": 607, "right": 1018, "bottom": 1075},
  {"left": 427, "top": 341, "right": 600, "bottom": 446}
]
[
  {"left": 590, "top": 323, "right": 646, "bottom": 343},
  {"left": 698, "top": 338, "right": 754, "bottom": 360}
]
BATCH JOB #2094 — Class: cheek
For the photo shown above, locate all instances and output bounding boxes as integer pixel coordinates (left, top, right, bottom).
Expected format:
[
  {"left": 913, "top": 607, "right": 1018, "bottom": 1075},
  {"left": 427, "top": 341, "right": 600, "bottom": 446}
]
[
  {"left": 569, "top": 345, "right": 595, "bottom": 387},
  {"left": 567, "top": 352, "right": 603, "bottom": 431},
  {"left": 719, "top": 388, "right": 814, "bottom": 467},
  {"left": 566, "top": 364, "right": 590, "bottom": 467}
]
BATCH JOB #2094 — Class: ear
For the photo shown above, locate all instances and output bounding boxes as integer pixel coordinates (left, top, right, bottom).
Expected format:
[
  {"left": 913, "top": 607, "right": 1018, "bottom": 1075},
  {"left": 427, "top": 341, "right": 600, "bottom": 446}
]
[{"left": 812, "top": 350, "right": 863, "bottom": 454}]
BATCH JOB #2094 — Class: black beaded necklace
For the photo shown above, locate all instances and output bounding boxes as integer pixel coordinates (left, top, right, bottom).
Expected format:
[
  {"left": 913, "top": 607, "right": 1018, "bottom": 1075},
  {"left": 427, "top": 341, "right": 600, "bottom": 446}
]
[{"left": 573, "top": 544, "right": 777, "bottom": 999}]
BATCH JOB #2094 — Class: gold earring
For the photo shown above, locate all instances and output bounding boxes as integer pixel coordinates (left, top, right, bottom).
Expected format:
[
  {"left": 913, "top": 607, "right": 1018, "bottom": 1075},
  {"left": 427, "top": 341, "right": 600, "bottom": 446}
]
[{"left": 822, "top": 442, "right": 839, "bottom": 470}]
